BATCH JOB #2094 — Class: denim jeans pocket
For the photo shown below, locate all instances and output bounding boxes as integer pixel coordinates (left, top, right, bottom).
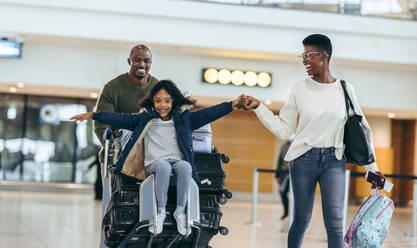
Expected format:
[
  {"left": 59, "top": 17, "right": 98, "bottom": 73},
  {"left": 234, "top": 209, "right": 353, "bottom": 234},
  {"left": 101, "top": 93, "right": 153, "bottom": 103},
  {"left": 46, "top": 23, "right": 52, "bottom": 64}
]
[{"left": 295, "top": 149, "right": 315, "bottom": 162}]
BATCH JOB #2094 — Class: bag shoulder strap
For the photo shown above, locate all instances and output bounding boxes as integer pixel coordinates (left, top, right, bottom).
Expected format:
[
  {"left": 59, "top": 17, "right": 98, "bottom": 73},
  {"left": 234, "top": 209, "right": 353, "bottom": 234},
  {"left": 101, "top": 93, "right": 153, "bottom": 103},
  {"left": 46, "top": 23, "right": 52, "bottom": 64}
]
[{"left": 340, "top": 80, "right": 356, "bottom": 115}]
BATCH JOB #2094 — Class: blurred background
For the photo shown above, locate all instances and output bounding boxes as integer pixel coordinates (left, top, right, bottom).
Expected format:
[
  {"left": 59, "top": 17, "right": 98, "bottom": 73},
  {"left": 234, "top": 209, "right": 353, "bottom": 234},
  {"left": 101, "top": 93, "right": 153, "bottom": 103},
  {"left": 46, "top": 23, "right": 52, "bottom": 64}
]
[{"left": 0, "top": 0, "right": 416, "bottom": 247}]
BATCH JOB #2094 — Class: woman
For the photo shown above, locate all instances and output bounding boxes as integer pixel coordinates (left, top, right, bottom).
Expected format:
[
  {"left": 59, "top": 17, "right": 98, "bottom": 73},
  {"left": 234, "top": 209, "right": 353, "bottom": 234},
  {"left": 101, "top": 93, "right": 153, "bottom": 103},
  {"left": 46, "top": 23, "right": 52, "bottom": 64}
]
[
  {"left": 241, "top": 34, "right": 384, "bottom": 248},
  {"left": 71, "top": 79, "right": 243, "bottom": 236}
]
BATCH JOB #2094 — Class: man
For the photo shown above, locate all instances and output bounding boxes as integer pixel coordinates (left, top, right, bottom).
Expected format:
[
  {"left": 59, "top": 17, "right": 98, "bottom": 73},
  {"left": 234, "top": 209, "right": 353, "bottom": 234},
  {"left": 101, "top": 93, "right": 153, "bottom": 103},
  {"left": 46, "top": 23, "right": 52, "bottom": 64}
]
[
  {"left": 94, "top": 44, "right": 158, "bottom": 144},
  {"left": 94, "top": 44, "right": 157, "bottom": 248}
]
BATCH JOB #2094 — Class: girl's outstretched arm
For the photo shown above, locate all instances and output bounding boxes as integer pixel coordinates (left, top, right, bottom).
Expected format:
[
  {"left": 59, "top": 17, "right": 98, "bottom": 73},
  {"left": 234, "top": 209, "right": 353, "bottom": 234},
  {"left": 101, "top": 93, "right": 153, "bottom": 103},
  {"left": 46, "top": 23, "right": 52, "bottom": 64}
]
[
  {"left": 70, "top": 111, "right": 141, "bottom": 131},
  {"left": 190, "top": 94, "right": 244, "bottom": 130}
]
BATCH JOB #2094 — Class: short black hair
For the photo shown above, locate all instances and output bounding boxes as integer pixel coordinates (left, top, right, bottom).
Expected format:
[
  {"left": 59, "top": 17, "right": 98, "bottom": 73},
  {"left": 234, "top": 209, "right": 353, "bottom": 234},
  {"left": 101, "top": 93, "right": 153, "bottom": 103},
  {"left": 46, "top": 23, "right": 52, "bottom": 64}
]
[
  {"left": 139, "top": 80, "right": 196, "bottom": 109},
  {"left": 129, "top": 44, "right": 152, "bottom": 59},
  {"left": 302, "top": 34, "right": 332, "bottom": 62}
]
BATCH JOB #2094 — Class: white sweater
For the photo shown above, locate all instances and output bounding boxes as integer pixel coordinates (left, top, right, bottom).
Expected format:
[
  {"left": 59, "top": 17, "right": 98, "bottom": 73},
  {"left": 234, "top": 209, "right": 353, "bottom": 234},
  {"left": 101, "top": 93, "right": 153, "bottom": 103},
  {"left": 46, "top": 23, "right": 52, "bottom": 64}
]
[{"left": 253, "top": 77, "right": 378, "bottom": 172}]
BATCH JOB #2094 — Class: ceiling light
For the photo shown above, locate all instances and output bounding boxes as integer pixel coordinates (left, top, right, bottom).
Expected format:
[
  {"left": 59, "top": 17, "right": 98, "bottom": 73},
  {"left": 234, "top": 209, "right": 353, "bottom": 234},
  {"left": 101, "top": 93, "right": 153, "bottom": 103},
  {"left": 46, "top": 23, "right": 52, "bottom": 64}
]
[
  {"left": 218, "top": 69, "right": 231, "bottom": 85},
  {"left": 257, "top": 72, "right": 272, "bottom": 88},
  {"left": 244, "top": 71, "right": 257, "bottom": 87},
  {"left": 202, "top": 68, "right": 272, "bottom": 88},
  {"left": 387, "top": 113, "right": 395, "bottom": 119},
  {"left": 203, "top": 68, "right": 218, "bottom": 84},
  {"left": 9, "top": 87, "right": 17, "bottom": 93},
  {"left": 231, "top": 70, "right": 244, "bottom": 86},
  {"left": 90, "top": 92, "right": 99, "bottom": 98},
  {"left": 16, "top": 83, "right": 25, "bottom": 88}
]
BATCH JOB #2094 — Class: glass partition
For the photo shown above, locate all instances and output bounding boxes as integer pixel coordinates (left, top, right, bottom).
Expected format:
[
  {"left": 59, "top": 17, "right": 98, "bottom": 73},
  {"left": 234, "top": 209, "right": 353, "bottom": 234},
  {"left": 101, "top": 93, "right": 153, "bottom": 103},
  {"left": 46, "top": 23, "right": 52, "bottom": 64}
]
[
  {"left": 0, "top": 93, "right": 99, "bottom": 184},
  {"left": 0, "top": 94, "right": 25, "bottom": 180}
]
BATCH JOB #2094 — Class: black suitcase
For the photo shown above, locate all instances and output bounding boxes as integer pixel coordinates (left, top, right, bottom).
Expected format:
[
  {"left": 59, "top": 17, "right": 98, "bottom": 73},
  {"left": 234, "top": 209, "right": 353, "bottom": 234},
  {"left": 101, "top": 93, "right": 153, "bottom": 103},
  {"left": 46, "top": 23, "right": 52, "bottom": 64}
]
[
  {"left": 195, "top": 153, "right": 226, "bottom": 192},
  {"left": 103, "top": 188, "right": 225, "bottom": 248},
  {"left": 195, "top": 153, "right": 233, "bottom": 205}
]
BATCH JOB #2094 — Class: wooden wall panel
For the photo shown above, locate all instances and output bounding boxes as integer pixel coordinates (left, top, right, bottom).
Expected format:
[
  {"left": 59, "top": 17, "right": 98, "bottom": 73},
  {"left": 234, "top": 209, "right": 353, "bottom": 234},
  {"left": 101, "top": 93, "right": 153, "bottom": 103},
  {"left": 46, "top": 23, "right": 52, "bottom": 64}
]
[
  {"left": 399, "top": 121, "right": 415, "bottom": 200},
  {"left": 210, "top": 111, "right": 277, "bottom": 192},
  {"left": 391, "top": 120, "right": 416, "bottom": 203},
  {"left": 391, "top": 120, "right": 403, "bottom": 201}
]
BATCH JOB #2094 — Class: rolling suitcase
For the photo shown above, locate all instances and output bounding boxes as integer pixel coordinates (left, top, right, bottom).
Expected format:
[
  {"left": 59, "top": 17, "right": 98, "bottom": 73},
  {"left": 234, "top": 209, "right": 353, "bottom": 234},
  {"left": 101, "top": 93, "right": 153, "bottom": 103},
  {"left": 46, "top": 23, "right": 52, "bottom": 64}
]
[
  {"left": 192, "top": 124, "right": 213, "bottom": 153},
  {"left": 195, "top": 153, "right": 233, "bottom": 205}
]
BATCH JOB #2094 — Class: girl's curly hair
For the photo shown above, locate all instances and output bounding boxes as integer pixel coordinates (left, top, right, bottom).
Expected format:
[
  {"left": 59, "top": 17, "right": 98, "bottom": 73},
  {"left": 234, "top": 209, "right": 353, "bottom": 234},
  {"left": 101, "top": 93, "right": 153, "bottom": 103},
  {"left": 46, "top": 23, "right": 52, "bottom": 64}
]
[{"left": 139, "top": 79, "right": 196, "bottom": 109}]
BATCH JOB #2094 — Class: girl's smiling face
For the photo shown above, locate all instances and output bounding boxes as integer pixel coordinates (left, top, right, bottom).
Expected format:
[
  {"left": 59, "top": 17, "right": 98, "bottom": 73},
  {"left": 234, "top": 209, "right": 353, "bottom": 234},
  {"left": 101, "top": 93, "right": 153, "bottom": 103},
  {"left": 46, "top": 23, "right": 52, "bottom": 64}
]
[{"left": 153, "top": 88, "right": 173, "bottom": 121}]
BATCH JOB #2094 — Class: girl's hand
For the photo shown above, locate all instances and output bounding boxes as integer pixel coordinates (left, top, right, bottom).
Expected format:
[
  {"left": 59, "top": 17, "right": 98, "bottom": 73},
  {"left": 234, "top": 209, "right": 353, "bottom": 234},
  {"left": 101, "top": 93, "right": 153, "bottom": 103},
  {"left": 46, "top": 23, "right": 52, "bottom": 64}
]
[
  {"left": 70, "top": 112, "right": 94, "bottom": 122},
  {"left": 232, "top": 94, "right": 246, "bottom": 109}
]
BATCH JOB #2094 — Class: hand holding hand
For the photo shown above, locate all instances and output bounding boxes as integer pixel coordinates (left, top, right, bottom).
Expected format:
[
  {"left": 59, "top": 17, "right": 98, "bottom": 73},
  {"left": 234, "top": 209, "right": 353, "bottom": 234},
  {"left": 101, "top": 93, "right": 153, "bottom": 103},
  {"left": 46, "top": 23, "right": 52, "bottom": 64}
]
[
  {"left": 70, "top": 112, "right": 94, "bottom": 122},
  {"left": 232, "top": 94, "right": 246, "bottom": 109},
  {"left": 241, "top": 95, "right": 260, "bottom": 111}
]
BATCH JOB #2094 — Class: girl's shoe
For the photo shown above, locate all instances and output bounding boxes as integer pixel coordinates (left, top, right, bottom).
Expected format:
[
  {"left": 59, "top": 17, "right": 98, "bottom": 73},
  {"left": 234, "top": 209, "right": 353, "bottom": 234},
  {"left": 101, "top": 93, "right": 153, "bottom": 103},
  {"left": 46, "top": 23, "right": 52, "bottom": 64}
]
[
  {"left": 149, "top": 210, "right": 166, "bottom": 234},
  {"left": 173, "top": 211, "right": 191, "bottom": 236}
]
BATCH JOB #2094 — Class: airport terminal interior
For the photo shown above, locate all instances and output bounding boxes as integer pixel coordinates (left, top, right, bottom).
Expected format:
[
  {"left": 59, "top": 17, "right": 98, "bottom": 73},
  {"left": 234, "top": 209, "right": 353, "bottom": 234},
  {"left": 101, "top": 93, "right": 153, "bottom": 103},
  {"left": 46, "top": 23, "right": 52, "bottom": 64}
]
[{"left": 1, "top": 0, "right": 417, "bottom": 247}]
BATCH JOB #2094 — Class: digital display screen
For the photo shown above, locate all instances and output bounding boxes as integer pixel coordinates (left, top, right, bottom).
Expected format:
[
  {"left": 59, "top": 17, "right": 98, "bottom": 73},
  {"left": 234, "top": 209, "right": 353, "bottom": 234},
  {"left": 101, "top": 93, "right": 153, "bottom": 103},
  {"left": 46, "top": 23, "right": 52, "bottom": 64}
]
[{"left": 0, "top": 40, "right": 22, "bottom": 58}]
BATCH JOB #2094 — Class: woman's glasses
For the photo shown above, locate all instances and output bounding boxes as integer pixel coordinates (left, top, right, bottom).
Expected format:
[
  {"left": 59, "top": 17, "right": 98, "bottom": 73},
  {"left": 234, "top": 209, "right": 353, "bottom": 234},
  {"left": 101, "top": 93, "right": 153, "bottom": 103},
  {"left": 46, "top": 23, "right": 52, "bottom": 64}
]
[{"left": 298, "top": 51, "right": 321, "bottom": 60}]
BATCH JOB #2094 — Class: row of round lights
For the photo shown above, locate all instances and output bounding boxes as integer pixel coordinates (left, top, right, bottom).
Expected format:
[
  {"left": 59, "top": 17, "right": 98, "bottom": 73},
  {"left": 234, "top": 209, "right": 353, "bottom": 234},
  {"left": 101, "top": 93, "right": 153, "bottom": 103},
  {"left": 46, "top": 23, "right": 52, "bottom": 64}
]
[{"left": 203, "top": 68, "right": 272, "bottom": 88}]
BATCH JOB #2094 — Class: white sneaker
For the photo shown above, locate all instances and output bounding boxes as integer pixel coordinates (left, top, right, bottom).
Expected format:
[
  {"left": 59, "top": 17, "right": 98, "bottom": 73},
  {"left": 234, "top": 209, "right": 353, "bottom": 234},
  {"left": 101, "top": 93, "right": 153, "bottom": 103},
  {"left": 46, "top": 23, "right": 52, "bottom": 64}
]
[
  {"left": 149, "top": 210, "right": 166, "bottom": 234},
  {"left": 173, "top": 211, "right": 191, "bottom": 236}
]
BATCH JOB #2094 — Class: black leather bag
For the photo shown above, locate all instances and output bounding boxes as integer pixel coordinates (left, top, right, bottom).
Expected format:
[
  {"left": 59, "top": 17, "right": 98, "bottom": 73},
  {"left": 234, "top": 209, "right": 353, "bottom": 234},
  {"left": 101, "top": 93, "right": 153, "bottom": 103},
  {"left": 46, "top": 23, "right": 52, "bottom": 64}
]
[{"left": 341, "top": 80, "right": 375, "bottom": 165}]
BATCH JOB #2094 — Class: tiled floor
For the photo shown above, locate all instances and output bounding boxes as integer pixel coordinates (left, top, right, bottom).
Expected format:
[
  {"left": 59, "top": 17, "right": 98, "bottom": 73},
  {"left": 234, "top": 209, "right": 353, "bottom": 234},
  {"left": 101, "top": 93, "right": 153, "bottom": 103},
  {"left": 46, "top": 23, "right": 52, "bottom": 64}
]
[{"left": 1, "top": 190, "right": 417, "bottom": 248}]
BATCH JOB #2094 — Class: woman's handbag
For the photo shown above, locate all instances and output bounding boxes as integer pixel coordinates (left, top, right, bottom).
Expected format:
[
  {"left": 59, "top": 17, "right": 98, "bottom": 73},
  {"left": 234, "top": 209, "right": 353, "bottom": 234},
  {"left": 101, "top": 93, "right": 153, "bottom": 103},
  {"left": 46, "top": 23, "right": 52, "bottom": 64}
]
[{"left": 341, "top": 80, "right": 375, "bottom": 165}]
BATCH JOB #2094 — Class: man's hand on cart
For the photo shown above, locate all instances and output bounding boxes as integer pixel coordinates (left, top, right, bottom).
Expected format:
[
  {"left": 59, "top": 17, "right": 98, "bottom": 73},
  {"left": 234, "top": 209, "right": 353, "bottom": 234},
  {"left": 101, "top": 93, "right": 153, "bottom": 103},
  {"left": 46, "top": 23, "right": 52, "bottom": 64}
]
[{"left": 70, "top": 112, "right": 94, "bottom": 122}]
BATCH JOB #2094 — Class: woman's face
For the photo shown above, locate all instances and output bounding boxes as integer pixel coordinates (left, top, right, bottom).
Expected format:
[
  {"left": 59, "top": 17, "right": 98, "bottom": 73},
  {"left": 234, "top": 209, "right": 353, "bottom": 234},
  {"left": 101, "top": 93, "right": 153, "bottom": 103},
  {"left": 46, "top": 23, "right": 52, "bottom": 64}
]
[
  {"left": 153, "top": 88, "right": 173, "bottom": 121},
  {"left": 302, "top": 45, "right": 325, "bottom": 77}
]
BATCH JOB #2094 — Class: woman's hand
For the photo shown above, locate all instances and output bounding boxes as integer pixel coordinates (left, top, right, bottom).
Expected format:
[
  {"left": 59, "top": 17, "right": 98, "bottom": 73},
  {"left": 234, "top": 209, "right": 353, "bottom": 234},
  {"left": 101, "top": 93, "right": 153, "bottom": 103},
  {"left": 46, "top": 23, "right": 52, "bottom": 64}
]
[
  {"left": 241, "top": 95, "right": 261, "bottom": 110},
  {"left": 371, "top": 171, "right": 386, "bottom": 190},
  {"left": 69, "top": 112, "right": 94, "bottom": 122}
]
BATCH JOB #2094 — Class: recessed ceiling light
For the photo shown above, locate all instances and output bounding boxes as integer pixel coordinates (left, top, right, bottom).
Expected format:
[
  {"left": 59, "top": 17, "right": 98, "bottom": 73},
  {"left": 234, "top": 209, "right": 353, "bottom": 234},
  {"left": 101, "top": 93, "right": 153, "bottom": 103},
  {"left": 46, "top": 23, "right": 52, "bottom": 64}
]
[
  {"left": 90, "top": 92, "right": 99, "bottom": 98},
  {"left": 9, "top": 87, "right": 17, "bottom": 93},
  {"left": 387, "top": 113, "right": 396, "bottom": 119},
  {"left": 16, "top": 83, "right": 25, "bottom": 88}
]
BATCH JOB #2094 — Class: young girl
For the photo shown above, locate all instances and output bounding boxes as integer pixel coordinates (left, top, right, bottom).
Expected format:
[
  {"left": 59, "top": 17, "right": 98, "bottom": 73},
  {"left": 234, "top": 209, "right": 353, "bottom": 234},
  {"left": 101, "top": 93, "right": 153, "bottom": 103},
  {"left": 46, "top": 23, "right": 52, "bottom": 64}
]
[{"left": 71, "top": 79, "right": 243, "bottom": 236}]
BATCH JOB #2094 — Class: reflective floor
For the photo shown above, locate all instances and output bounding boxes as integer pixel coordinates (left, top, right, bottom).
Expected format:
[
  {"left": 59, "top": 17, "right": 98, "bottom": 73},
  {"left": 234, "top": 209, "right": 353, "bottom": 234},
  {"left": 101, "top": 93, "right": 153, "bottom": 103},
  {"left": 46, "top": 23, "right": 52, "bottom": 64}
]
[{"left": 1, "top": 190, "right": 417, "bottom": 248}]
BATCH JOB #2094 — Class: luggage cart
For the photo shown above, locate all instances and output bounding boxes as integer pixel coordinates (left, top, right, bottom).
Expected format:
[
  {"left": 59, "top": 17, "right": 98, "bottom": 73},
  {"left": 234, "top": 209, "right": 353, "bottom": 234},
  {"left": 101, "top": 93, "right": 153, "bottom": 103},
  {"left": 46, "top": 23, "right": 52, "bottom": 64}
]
[{"left": 101, "top": 128, "right": 230, "bottom": 248}]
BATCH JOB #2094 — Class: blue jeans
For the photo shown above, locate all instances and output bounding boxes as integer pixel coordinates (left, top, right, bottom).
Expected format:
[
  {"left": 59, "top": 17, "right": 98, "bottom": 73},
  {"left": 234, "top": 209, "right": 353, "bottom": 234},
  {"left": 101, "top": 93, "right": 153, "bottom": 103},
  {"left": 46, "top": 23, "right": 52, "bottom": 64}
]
[{"left": 288, "top": 147, "right": 345, "bottom": 248}]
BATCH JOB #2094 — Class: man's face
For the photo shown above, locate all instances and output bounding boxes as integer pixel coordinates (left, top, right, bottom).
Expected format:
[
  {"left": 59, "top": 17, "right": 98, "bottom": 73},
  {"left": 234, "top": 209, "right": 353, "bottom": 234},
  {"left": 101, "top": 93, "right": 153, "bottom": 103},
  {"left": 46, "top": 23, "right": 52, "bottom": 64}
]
[
  {"left": 302, "top": 45, "right": 324, "bottom": 77},
  {"left": 128, "top": 49, "right": 152, "bottom": 80}
]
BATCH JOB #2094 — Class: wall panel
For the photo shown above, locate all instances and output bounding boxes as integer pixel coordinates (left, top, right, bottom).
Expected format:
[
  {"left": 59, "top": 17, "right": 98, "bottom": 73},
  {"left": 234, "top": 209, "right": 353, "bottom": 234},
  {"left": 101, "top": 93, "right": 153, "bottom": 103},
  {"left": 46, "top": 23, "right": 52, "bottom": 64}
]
[{"left": 210, "top": 111, "right": 277, "bottom": 192}]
